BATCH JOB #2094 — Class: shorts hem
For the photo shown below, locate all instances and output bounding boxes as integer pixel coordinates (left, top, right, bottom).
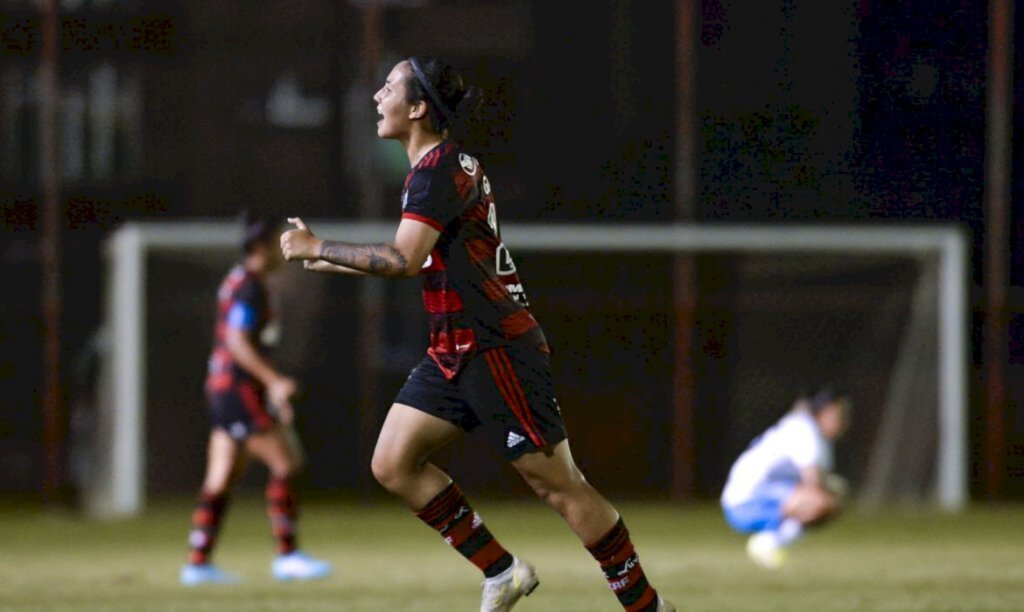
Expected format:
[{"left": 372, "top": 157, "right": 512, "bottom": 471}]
[{"left": 503, "top": 431, "right": 569, "bottom": 462}]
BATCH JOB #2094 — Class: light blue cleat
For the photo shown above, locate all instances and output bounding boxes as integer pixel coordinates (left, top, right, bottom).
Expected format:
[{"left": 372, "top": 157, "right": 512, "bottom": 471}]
[
  {"left": 271, "top": 551, "right": 333, "bottom": 581},
  {"left": 180, "top": 563, "right": 243, "bottom": 586}
]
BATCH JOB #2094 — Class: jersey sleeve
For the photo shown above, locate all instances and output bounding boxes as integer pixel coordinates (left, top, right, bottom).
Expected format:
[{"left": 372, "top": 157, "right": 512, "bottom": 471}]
[
  {"left": 226, "top": 280, "right": 263, "bottom": 332},
  {"left": 788, "top": 417, "right": 826, "bottom": 469},
  {"left": 402, "top": 167, "right": 463, "bottom": 231}
]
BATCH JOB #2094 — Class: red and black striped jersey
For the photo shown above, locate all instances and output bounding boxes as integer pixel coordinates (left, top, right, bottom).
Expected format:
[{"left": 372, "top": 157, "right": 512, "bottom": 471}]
[
  {"left": 205, "top": 265, "right": 271, "bottom": 393},
  {"left": 402, "top": 141, "right": 548, "bottom": 379}
]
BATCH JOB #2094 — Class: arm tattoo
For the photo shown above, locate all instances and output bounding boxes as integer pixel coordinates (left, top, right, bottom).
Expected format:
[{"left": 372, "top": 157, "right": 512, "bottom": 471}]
[{"left": 319, "top": 240, "right": 410, "bottom": 277}]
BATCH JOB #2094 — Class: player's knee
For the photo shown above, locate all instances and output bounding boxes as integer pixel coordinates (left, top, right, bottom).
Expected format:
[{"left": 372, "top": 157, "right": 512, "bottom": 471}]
[
  {"left": 370, "top": 454, "right": 393, "bottom": 489},
  {"left": 370, "top": 450, "right": 407, "bottom": 492},
  {"left": 540, "top": 488, "right": 576, "bottom": 516},
  {"left": 519, "top": 471, "right": 560, "bottom": 505},
  {"left": 201, "top": 471, "right": 235, "bottom": 496},
  {"left": 521, "top": 475, "right": 552, "bottom": 501},
  {"left": 269, "top": 461, "right": 299, "bottom": 480},
  {"left": 200, "top": 483, "right": 229, "bottom": 498},
  {"left": 520, "top": 470, "right": 585, "bottom": 513},
  {"left": 806, "top": 492, "right": 841, "bottom": 525},
  {"left": 822, "top": 492, "right": 843, "bottom": 519}
]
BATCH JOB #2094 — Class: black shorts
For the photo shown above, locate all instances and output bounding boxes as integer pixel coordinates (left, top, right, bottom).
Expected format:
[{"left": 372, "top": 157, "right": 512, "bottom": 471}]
[
  {"left": 395, "top": 346, "right": 568, "bottom": 461},
  {"left": 207, "top": 381, "right": 276, "bottom": 441}
]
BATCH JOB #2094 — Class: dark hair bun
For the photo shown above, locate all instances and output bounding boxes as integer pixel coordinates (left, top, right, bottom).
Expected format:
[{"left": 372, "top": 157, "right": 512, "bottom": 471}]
[{"left": 455, "top": 85, "right": 483, "bottom": 117}]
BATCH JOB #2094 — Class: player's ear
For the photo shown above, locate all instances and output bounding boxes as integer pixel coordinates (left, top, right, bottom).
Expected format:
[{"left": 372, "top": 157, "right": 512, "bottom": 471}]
[{"left": 409, "top": 100, "right": 428, "bottom": 120}]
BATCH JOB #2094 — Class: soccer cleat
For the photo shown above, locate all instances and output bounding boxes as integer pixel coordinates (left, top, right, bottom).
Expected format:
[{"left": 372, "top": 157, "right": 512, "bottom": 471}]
[
  {"left": 271, "top": 550, "right": 333, "bottom": 581},
  {"left": 656, "top": 594, "right": 677, "bottom": 611},
  {"left": 480, "top": 556, "right": 540, "bottom": 612},
  {"left": 746, "top": 532, "right": 787, "bottom": 569},
  {"left": 180, "top": 563, "right": 243, "bottom": 586}
]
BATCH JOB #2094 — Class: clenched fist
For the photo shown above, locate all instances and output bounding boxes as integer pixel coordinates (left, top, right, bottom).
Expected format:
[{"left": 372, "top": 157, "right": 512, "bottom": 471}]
[{"left": 280, "top": 217, "right": 322, "bottom": 261}]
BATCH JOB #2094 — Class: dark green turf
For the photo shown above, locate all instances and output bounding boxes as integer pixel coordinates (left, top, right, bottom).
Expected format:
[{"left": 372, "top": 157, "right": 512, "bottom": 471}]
[{"left": 1, "top": 497, "right": 1021, "bottom": 611}]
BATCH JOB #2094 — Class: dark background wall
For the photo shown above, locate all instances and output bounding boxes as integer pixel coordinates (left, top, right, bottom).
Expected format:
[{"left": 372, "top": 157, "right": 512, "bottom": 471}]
[{"left": 1, "top": 0, "right": 1021, "bottom": 500}]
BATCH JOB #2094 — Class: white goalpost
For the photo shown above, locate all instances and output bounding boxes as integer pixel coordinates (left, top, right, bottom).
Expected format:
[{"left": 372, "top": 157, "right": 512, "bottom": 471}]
[{"left": 88, "top": 220, "right": 969, "bottom": 518}]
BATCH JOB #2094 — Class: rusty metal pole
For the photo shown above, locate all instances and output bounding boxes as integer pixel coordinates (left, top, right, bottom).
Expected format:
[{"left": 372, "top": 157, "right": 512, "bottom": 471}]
[
  {"left": 356, "top": 2, "right": 385, "bottom": 493},
  {"left": 982, "top": 0, "right": 1013, "bottom": 500},
  {"left": 38, "top": 0, "right": 64, "bottom": 505},
  {"left": 670, "top": 0, "right": 698, "bottom": 500}
]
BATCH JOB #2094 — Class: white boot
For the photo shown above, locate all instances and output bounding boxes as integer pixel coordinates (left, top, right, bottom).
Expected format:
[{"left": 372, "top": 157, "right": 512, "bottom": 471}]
[{"left": 480, "top": 556, "right": 540, "bottom": 612}]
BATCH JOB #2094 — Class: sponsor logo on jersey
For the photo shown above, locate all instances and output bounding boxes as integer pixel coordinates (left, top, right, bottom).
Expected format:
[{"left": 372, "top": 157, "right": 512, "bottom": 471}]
[
  {"left": 495, "top": 243, "right": 517, "bottom": 274},
  {"left": 506, "top": 283, "right": 529, "bottom": 306},
  {"left": 506, "top": 430, "right": 526, "bottom": 448},
  {"left": 402, "top": 189, "right": 409, "bottom": 209},
  {"left": 458, "top": 153, "right": 477, "bottom": 175},
  {"left": 487, "top": 202, "right": 498, "bottom": 234}
]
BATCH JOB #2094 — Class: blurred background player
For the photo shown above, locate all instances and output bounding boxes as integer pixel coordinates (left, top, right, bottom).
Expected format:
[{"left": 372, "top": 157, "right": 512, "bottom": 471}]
[
  {"left": 180, "top": 211, "right": 332, "bottom": 586},
  {"left": 279, "top": 57, "right": 675, "bottom": 611},
  {"left": 720, "top": 387, "right": 851, "bottom": 569}
]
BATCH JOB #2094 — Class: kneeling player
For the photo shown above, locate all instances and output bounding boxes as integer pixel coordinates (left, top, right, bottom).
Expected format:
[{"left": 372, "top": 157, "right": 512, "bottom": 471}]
[{"left": 720, "top": 387, "right": 850, "bottom": 569}]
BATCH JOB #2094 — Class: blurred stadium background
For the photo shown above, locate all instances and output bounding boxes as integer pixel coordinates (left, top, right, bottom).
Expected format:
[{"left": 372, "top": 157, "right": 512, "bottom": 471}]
[{"left": 1, "top": 1, "right": 1023, "bottom": 610}]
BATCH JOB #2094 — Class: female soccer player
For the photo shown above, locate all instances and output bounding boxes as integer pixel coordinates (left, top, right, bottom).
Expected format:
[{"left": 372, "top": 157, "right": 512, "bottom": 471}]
[
  {"left": 180, "top": 213, "right": 332, "bottom": 586},
  {"left": 720, "top": 387, "right": 850, "bottom": 569},
  {"left": 280, "top": 57, "right": 674, "bottom": 611}
]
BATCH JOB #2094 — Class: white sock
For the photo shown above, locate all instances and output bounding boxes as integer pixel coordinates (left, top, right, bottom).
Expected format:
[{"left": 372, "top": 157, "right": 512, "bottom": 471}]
[{"left": 774, "top": 518, "right": 803, "bottom": 547}]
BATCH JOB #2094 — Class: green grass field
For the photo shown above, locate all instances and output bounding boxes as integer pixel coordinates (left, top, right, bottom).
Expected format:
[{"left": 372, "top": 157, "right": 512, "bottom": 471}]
[{"left": 1, "top": 496, "right": 1022, "bottom": 611}]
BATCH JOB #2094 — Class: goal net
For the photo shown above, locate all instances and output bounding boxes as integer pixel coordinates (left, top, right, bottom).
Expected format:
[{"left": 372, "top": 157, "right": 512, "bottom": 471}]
[{"left": 84, "top": 220, "right": 968, "bottom": 517}]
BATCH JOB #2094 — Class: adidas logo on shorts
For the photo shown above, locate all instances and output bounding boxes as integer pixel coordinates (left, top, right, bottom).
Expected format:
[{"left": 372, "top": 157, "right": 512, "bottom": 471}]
[{"left": 506, "top": 430, "right": 526, "bottom": 448}]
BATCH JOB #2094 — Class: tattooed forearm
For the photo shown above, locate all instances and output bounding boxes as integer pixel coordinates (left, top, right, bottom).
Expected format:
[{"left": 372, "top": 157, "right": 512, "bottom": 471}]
[{"left": 319, "top": 240, "right": 410, "bottom": 277}]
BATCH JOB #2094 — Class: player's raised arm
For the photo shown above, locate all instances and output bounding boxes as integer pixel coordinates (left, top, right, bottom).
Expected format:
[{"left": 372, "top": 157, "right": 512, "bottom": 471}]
[
  {"left": 280, "top": 218, "right": 363, "bottom": 276},
  {"left": 282, "top": 216, "right": 439, "bottom": 278}
]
